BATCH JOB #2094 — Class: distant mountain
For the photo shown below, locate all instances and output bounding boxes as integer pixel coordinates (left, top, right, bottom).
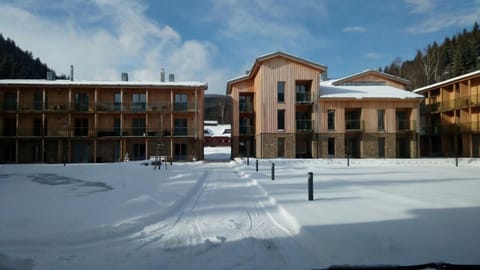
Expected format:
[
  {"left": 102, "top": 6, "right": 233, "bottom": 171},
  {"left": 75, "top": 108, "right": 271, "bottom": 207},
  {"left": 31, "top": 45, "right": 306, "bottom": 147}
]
[
  {"left": 383, "top": 22, "right": 480, "bottom": 90},
  {"left": 205, "top": 94, "right": 232, "bottom": 124},
  {"left": 0, "top": 33, "right": 58, "bottom": 79}
]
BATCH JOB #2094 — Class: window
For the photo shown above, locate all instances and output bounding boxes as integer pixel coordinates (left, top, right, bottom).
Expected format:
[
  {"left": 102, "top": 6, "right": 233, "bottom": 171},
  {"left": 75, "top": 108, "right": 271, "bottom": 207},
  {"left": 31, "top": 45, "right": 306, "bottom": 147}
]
[
  {"left": 114, "top": 93, "right": 121, "bottom": 111},
  {"left": 4, "top": 93, "right": 17, "bottom": 111},
  {"left": 175, "top": 94, "right": 188, "bottom": 111},
  {"left": 33, "top": 118, "right": 42, "bottom": 136},
  {"left": 174, "top": 118, "right": 188, "bottom": 136},
  {"left": 34, "top": 92, "right": 43, "bottom": 110},
  {"left": 132, "top": 93, "right": 146, "bottom": 112},
  {"left": 132, "top": 118, "right": 146, "bottom": 136},
  {"left": 114, "top": 118, "right": 121, "bottom": 136},
  {"left": 328, "top": 138, "right": 335, "bottom": 156},
  {"left": 74, "top": 119, "right": 89, "bottom": 136},
  {"left": 277, "top": 110, "right": 285, "bottom": 130},
  {"left": 295, "top": 81, "right": 311, "bottom": 103},
  {"left": 74, "top": 93, "right": 89, "bottom": 111},
  {"left": 378, "top": 110, "right": 385, "bottom": 131},
  {"left": 3, "top": 118, "right": 16, "bottom": 136},
  {"left": 346, "top": 109, "right": 361, "bottom": 130},
  {"left": 277, "top": 138, "right": 285, "bottom": 157},
  {"left": 277, "top": 81, "right": 285, "bottom": 103},
  {"left": 396, "top": 111, "right": 408, "bottom": 131},
  {"left": 296, "top": 111, "right": 311, "bottom": 131},
  {"left": 378, "top": 137, "right": 385, "bottom": 158},
  {"left": 327, "top": 110, "right": 335, "bottom": 130}
]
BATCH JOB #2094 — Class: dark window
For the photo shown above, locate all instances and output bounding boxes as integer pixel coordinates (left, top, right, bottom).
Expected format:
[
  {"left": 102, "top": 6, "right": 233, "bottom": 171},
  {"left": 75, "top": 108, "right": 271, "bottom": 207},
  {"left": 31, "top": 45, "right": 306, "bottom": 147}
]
[
  {"left": 114, "top": 92, "right": 121, "bottom": 111},
  {"left": 174, "top": 143, "right": 187, "bottom": 160},
  {"left": 133, "top": 144, "right": 146, "bottom": 160},
  {"left": 74, "top": 93, "right": 89, "bottom": 111},
  {"left": 4, "top": 93, "right": 17, "bottom": 111},
  {"left": 4, "top": 118, "right": 16, "bottom": 136},
  {"left": 34, "top": 92, "right": 43, "bottom": 110},
  {"left": 378, "top": 110, "right": 385, "bottom": 131},
  {"left": 296, "top": 111, "right": 311, "bottom": 131},
  {"left": 295, "top": 81, "right": 311, "bottom": 103},
  {"left": 277, "top": 138, "right": 285, "bottom": 157},
  {"left": 328, "top": 110, "right": 335, "bottom": 130},
  {"left": 396, "top": 111, "right": 408, "bottom": 131},
  {"left": 175, "top": 94, "right": 188, "bottom": 111},
  {"left": 277, "top": 81, "right": 285, "bottom": 102},
  {"left": 346, "top": 110, "right": 361, "bottom": 130},
  {"left": 114, "top": 118, "right": 121, "bottom": 136},
  {"left": 174, "top": 119, "right": 188, "bottom": 136},
  {"left": 277, "top": 110, "right": 285, "bottom": 130},
  {"left": 132, "top": 93, "right": 146, "bottom": 112},
  {"left": 328, "top": 138, "right": 335, "bottom": 156},
  {"left": 378, "top": 137, "right": 385, "bottom": 158},
  {"left": 74, "top": 119, "right": 89, "bottom": 136},
  {"left": 132, "top": 118, "right": 146, "bottom": 136},
  {"left": 33, "top": 118, "right": 42, "bottom": 136}
]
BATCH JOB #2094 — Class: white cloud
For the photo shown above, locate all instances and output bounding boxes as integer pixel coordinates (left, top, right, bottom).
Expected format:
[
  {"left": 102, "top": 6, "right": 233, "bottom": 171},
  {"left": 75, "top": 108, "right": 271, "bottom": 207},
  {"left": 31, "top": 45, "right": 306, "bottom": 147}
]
[
  {"left": 342, "top": 26, "right": 367, "bottom": 33},
  {"left": 363, "top": 53, "right": 384, "bottom": 59},
  {"left": 0, "top": 0, "right": 227, "bottom": 93},
  {"left": 405, "top": 0, "right": 434, "bottom": 14},
  {"left": 405, "top": 0, "right": 480, "bottom": 34}
]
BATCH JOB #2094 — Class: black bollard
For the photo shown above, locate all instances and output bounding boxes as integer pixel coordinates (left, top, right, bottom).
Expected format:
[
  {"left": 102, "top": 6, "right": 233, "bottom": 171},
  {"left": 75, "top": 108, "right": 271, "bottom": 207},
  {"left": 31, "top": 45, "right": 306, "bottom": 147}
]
[
  {"left": 256, "top": 159, "right": 258, "bottom": 172},
  {"left": 347, "top": 153, "right": 350, "bottom": 167},
  {"left": 247, "top": 156, "right": 249, "bottom": 166},
  {"left": 170, "top": 157, "right": 173, "bottom": 166},
  {"left": 456, "top": 155, "right": 458, "bottom": 167},
  {"left": 308, "top": 172, "right": 313, "bottom": 201},
  {"left": 271, "top": 163, "right": 275, "bottom": 181}
]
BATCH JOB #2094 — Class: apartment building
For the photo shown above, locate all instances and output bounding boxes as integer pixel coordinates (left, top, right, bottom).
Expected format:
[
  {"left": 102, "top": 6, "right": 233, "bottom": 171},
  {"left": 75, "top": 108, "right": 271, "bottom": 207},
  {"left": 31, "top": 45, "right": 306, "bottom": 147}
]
[
  {"left": 0, "top": 78, "right": 207, "bottom": 163},
  {"left": 227, "top": 52, "right": 423, "bottom": 159},
  {"left": 318, "top": 70, "right": 423, "bottom": 158},
  {"left": 414, "top": 70, "right": 480, "bottom": 157},
  {"left": 227, "top": 52, "right": 327, "bottom": 158}
]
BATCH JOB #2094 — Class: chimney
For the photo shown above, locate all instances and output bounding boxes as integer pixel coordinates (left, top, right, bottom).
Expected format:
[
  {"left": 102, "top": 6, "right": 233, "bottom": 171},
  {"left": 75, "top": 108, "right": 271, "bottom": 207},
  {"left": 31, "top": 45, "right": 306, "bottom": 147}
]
[
  {"left": 70, "top": 65, "right": 74, "bottom": 81},
  {"left": 121, "top": 72, "right": 128, "bottom": 81},
  {"left": 169, "top": 73, "right": 175, "bottom": 82},
  {"left": 46, "top": 71, "right": 55, "bottom": 81},
  {"left": 160, "top": 68, "right": 165, "bottom": 82}
]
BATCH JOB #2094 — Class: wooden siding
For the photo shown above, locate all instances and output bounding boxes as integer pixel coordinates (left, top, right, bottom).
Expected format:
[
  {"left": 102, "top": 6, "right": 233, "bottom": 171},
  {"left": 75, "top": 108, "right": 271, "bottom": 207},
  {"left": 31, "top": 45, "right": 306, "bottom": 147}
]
[{"left": 341, "top": 73, "right": 407, "bottom": 89}]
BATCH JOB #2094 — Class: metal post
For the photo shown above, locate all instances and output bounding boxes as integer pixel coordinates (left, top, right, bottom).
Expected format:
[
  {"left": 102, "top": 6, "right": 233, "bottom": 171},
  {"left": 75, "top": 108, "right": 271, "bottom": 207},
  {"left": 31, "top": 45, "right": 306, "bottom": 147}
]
[
  {"left": 308, "top": 172, "right": 313, "bottom": 201},
  {"left": 271, "top": 163, "right": 275, "bottom": 180},
  {"left": 247, "top": 156, "right": 249, "bottom": 166},
  {"left": 456, "top": 155, "right": 458, "bottom": 167},
  {"left": 256, "top": 159, "right": 258, "bottom": 172},
  {"left": 170, "top": 156, "right": 173, "bottom": 166},
  {"left": 347, "top": 153, "right": 350, "bottom": 167}
]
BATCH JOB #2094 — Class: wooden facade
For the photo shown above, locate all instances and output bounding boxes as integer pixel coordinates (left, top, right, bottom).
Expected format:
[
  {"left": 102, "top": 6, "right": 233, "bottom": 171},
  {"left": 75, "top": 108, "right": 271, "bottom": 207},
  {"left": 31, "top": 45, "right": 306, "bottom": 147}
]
[
  {"left": 0, "top": 80, "right": 207, "bottom": 163},
  {"left": 228, "top": 54, "right": 422, "bottom": 159},
  {"left": 414, "top": 70, "right": 480, "bottom": 157}
]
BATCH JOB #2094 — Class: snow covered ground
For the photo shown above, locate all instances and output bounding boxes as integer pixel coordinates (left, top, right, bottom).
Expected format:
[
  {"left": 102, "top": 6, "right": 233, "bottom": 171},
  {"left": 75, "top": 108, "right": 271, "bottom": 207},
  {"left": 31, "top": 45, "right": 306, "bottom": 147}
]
[{"left": 1, "top": 154, "right": 480, "bottom": 269}]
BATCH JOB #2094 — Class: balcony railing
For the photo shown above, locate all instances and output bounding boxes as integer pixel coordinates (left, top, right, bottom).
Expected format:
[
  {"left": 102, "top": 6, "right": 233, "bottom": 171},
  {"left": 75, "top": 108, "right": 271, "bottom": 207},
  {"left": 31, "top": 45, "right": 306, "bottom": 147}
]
[
  {"left": 239, "top": 125, "right": 254, "bottom": 136},
  {"left": 122, "top": 103, "right": 146, "bottom": 113},
  {"left": 296, "top": 93, "right": 312, "bottom": 103},
  {"left": 18, "top": 103, "right": 44, "bottom": 112},
  {"left": 2, "top": 127, "right": 198, "bottom": 137},
  {"left": 173, "top": 102, "right": 196, "bottom": 112},
  {"left": 296, "top": 120, "right": 312, "bottom": 131},
  {"left": 397, "top": 120, "right": 416, "bottom": 132},
  {"left": 345, "top": 120, "right": 363, "bottom": 131},
  {"left": 96, "top": 102, "right": 121, "bottom": 112},
  {"left": 239, "top": 102, "right": 254, "bottom": 113}
]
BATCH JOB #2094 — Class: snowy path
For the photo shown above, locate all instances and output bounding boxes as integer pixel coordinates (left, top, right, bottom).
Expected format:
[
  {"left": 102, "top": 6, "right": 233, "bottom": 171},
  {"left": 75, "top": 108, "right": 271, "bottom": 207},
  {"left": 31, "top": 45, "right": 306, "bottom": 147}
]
[{"left": 13, "top": 162, "right": 315, "bottom": 270}]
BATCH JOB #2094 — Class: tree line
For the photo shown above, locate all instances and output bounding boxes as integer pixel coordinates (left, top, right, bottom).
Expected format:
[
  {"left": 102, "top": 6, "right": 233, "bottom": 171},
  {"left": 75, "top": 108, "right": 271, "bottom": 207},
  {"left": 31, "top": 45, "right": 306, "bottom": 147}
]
[
  {"left": 383, "top": 22, "right": 480, "bottom": 90},
  {"left": 0, "top": 33, "right": 58, "bottom": 79}
]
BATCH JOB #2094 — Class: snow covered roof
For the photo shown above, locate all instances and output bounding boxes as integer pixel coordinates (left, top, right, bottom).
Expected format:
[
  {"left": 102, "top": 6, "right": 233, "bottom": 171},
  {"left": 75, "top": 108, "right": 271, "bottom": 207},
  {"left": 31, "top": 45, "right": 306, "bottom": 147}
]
[
  {"left": 204, "top": 123, "right": 231, "bottom": 137},
  {"left": 320, "top": 80, "right": 423, "bottom": 100},
  {"left": 413, "top": 69, "right": 480, "bottom": 94},
  {"left": 333, "top": 69, "right": 409, "bottom": 86},
  {"left": 0, "top": 79, "right": 208, "bottom": 89}
]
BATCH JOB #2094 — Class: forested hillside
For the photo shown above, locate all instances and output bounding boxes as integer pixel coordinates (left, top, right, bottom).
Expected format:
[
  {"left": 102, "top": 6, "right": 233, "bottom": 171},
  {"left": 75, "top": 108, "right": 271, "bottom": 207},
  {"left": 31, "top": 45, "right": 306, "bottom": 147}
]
[
  {"left": 0, "top": 33, "right": 55, "bottom": 79},
  {"left": 383, "top": 22, "right": 480, "bottom": 90}
]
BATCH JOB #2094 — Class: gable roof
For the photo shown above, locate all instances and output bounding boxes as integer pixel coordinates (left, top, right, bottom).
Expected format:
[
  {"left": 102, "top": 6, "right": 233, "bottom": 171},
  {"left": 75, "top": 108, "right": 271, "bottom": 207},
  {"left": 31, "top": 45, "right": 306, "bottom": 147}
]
[
  {"left": 226, "top": 51, "right": 327, "bottom": 94},
  {"left": 332, "top": 69, "right": 409, "bottom": 86},
  {"left": 320, "top": 80, "right": 423, "bottom": 100},
  {"left": 413, "top": 69, "right": 480, "bottom": 94}
]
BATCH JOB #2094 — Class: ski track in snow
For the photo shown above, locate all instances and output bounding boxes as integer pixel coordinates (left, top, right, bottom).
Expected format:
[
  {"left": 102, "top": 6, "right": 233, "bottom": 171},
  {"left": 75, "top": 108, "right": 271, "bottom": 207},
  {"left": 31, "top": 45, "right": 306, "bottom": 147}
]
[{"left": 13, "top": 162, "right": 311, "bottom": 270}]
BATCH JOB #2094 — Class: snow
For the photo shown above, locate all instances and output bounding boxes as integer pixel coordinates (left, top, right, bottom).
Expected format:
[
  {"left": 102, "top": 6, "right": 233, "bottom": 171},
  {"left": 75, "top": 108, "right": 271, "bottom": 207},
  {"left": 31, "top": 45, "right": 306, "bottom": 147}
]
[
  {"left": 413, "top": 69, "right": 480, "bottom": 93},
  {"left": 0, "top": 79, "right": 207, "bottom": 88},
  {"left": 204, "top": 146, "right": 231, "bottom": 161},
  {"left": 1, "top": 156, "right": 480, "bottom": 269},
  {"left": 320, "top": 80, "right": 423, "bottom": 99}
]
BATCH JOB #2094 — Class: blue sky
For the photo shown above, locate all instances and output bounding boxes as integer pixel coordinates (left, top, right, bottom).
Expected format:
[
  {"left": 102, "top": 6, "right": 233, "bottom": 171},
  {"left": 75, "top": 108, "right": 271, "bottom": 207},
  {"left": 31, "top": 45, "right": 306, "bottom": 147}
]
[{"left": 1, "top": 0, "right": 479, "bottom": 94}]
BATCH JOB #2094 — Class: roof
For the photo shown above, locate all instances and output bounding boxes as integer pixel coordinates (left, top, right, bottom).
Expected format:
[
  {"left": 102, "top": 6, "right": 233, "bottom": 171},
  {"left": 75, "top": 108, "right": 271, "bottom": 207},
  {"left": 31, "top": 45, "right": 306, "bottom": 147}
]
[
  {"left": 413, "top": 69, "right": 480, "bottom": 93},
  {"left": 0, "top": 79, "right": 208, "bottom": 89},
  {"left": 226, "top": 51, "right": 327, "bottom": 94},
  {"left": 204, "top": 123, "right": 231, "bottom": 137},
  {"left": 319, "top": 80, "right": 423, "bottom": 100},
  {"left": 332, "top": 69, "right": 409, "bottom": 86}
]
